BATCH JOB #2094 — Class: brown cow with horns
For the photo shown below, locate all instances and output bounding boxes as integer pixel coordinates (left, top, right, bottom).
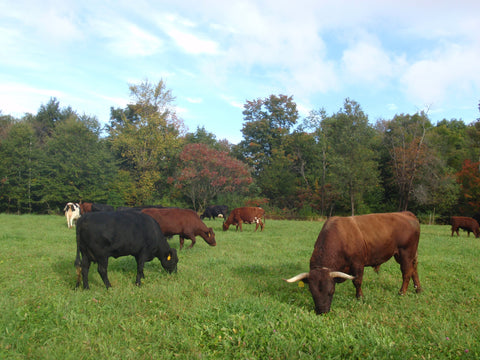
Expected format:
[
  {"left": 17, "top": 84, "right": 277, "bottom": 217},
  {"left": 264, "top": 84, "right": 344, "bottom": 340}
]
[{"left": 285, "top": 212, "right": 422, "bottom": 314}]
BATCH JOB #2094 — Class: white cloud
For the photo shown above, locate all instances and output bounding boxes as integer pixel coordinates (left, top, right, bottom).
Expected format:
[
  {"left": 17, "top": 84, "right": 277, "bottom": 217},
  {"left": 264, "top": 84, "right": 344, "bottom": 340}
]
[
  {"left": 401, "top": 43, "right": 480, "bottom": 106},
  {"left": 91, "top": 18, "right": 163, "bottom": 57},
  {"left": 221, "top": 95, "right": 243, "bottom": 109},
  {"left": 0, "top": 83, "right": 64, "bottom": 116},
  {"left": 186, "top": 97, "right": 203, "bottom": 104},
  {"left": 341, "top": 40, "right": 400, "bottom": 85},
  {"left": 166, "top": 28, "right": 219, "bottom": 55}
]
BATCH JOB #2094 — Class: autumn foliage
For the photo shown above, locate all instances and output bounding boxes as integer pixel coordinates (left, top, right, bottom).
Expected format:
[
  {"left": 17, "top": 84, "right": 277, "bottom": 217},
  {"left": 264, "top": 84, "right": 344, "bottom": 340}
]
[
  {"left": 170, "top": 143, "right": 252, "bottom": 211},
  {"left": 456, "top": 159, "right": 480, "bottom": 214}
]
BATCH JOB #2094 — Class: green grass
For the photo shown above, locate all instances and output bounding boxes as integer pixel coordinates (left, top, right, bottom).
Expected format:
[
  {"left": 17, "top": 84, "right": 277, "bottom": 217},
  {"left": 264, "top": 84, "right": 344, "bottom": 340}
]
[{"left": 0, "top": 214, "right": 479, "bottom": 359}]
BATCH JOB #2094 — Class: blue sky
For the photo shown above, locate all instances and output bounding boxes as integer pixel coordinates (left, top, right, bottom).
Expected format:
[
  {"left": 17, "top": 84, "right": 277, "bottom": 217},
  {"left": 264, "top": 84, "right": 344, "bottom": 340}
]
[{"left": 1, "top": 0, "right": 479, "bottom": 144}]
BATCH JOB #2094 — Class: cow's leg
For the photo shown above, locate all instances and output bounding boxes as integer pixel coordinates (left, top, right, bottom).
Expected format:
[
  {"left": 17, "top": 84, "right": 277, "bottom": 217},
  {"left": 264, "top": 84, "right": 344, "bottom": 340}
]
[
  {"left": 238, "top": 221, "right": 243, "bottom": 232},
  {"left": 395, "top": 250, "right": 414, "bottom": 295},
  {"left": 351, "top": 266, "right": 365, "bottom": 298},
  {"left": 254, "top": 219, "right": 259, "bottom": 232},
  {"left": 81, "top": 257, "right": 91, "bottom": 289},
  {"left": 186, "top": 234, "right": 196, "bottom": 249},
  {"left": 411, "top": 253, "right": 422, "bottom": 293},
  {"left": 259, "top": 220, "right": 264, "bottom": 231},
  {"left": 179, "top": 236, "right": 185, "bottom": 250},
  {"left": 97, "top": 258, "right": 111, "bottom": 289},
  {"left": 135, "top": 256, "right": 145, "bottom": 286}
]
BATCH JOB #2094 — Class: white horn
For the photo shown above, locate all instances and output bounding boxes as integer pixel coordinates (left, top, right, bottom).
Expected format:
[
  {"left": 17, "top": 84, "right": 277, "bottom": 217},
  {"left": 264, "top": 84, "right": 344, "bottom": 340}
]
[
  {"left": 284, "top": 272, "right": 309, "bottom": 283},
  {"left": 329, "top": 271, "right": 355, "bottom": 280}
]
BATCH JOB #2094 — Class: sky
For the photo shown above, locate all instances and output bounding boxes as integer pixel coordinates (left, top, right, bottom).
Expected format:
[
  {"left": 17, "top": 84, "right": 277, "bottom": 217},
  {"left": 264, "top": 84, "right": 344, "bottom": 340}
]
[{"left": 1, "top": 0, "right": 480, "bottom": 144}]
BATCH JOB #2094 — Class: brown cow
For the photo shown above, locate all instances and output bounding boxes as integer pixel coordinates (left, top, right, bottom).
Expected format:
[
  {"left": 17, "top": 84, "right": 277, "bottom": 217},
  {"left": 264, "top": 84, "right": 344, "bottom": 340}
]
[
  {"left": 79, "top": 202, "right": 92, "bottom": 214},
  {"left": 141, "top": 208, "right": 216, "bottom": 250},
  {"left": 222, "top": 207, "right": 265, "bottom": 232},
  {"left": 285, "top": 212, "right": 422, "bottom": 314},
  {"left": 451, "top": 216, "right": 480, "bottom": 238}
]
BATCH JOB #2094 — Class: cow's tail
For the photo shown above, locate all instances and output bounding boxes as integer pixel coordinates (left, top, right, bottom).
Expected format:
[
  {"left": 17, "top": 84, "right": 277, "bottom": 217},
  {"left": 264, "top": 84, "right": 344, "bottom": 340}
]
[{"left": 74, "top": 226, "right": 82, "bottom": 288}]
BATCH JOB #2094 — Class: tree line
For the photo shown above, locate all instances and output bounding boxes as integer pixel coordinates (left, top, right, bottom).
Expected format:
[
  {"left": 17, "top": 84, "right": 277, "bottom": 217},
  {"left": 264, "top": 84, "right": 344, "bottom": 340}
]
[{"left": 1, "top": 79, "right": 480, "bottom": 222}]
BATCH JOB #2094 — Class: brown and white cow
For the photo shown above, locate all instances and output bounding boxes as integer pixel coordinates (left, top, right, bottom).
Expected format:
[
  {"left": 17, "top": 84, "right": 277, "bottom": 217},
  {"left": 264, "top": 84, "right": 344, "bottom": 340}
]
[
  {"left": 222, "top": 207, "right": 265, "bottom": 232},
  {"left": 450, "top": 216, "right": 480, "bottom": 238},
  {"left": 285, "top": 212, "right": 422, "bottom": 314},
  {"left": 64, "top": 202, "right": 81, "bottom": 229},
  {"left": 141, "top": 208, "right": 216, "bottom": 250}
]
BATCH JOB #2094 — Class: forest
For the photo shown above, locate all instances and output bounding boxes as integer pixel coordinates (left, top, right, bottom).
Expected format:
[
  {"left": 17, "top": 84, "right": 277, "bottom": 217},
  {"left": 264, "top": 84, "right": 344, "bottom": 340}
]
[{"left": 1, "top": 79, "right": 480, "bottom": 223}]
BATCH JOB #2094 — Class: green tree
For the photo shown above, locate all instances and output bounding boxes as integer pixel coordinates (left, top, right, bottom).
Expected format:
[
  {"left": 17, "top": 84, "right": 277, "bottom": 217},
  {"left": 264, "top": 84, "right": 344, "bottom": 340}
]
[
  {"left": 40, "top": 115, "right": 117, "bottom": 209},
  {"left": 297, "top": 109, "right": 332, "bottom": 216},
  {"left": 0, "top": 121, "right": 38, "bottom": 213},
  {"left": 235, "top": 94, "right": 298, "bottom": 207},
  {"left": 427, "top": 119, "right": 469, "bottom": 170},
  {"left": 108, "top": 80, "right": 184, "bottom": 204},
  {"left": 377, "top": 112, "right": 431, "bottom": 211},
  {"left": 323, "top": 99, "right": 381, "bottom": 215}
]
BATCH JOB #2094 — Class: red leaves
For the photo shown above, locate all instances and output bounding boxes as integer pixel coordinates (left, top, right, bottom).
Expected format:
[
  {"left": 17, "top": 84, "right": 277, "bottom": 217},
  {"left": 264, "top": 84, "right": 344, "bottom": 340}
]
[{"left": 172, "top": 144, "right": 253, "bottom": 208}]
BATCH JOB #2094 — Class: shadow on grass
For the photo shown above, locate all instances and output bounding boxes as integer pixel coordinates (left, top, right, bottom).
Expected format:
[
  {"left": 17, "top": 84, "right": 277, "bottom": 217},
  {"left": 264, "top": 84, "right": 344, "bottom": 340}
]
[
  {"left": 232, "top": 262, "right": 313, "bottom": 311},
  {"left": 53, "top": 255, "right": 160, "bottom": 290}
]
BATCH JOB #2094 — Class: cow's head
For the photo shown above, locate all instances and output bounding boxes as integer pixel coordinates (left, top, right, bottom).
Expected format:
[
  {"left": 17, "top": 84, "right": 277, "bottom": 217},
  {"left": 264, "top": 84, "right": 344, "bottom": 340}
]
[
  {"left": 204, "top": 228, "right": 216, "bottom": 246},
  {"left": 284, "top": 268, "right": 354, "bottom": 314},
  {"left": 159, "top": 248, "right": 178, "bottom": 273},
  {"left": 222, "top": 222, "right": 230, "bottom": 231}
]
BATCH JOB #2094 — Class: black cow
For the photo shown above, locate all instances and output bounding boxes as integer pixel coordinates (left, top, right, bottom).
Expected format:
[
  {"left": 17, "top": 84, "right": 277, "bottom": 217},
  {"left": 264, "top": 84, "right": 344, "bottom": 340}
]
[
  {"left": 74, "top": 211, "right": 178, "bottom": 289},
  {"left": 200, "top": 205, "right": 228, "bottom": 220},
  {"left": 91, "top": 203, "right": 114, "bottom": 212}
]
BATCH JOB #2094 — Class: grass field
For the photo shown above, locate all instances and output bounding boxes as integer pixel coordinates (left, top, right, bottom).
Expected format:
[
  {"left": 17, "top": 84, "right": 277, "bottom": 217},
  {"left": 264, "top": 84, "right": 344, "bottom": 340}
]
[{"left": 1, "top": 213, "right": 479, "bottom": 359}]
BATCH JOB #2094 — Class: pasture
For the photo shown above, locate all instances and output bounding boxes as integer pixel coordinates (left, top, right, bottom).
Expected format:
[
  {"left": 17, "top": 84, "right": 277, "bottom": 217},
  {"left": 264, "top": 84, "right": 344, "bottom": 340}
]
[{"left": 1, "top": 214, "right": 479, "bottom": 359}]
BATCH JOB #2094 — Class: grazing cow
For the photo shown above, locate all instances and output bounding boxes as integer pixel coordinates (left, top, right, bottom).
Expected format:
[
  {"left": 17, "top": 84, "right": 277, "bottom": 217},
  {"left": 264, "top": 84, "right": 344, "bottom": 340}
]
[
  {"left": 74, "top": 211, "right": 178, "bottom": 289},
  {"left": 142, "top": 208, "right": 216, "bottom": 250},
  {"left": 223, "top": 207, "right": 265, "bottom": 232},
  {"left": 91, "top": 203, "right": 114, "bottom": 212},
  {"left": 200, "top": 205, "right": 229, "bottom": 220},
  {"left": 285, "top": 212, "right": 422, "bottom": 314},
  {"left": 79, "top": 202, "right": 92, "bottom": 214},
  {"left": 451, "top": 216, "right": 480, "bottom": 238},
  {"left": 64, "top": 202, "right": 81, "bottom": 229}
]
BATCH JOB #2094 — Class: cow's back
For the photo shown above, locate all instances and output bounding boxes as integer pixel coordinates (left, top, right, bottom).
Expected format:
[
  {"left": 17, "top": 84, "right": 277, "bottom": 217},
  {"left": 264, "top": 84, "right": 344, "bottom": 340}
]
[
  {"left": 142, "top": 208, "right": 202, "bottom": 234},
  {"left": 77, "top": 211, "right": 164, "bottom": 259},
  {"left": 314, "top": 212, "right": 419, "bottom": 268},
  {"left": 237, "top": 207, "right": 264, "bottom": 221}
]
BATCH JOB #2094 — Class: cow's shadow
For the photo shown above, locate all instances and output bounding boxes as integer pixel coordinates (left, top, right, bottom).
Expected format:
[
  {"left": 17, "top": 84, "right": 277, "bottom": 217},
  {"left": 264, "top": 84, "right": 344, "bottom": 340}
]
[
  {"left": 232, "top": 262, "right": 314, "bottom": 311},
  {"left": 53, "top": 255, "right": 165, "bottom": 289}
]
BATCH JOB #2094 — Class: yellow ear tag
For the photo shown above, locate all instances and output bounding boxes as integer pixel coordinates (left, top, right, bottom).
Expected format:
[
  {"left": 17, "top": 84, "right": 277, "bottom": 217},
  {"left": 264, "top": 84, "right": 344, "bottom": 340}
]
[
  {"left": 167, "top": 255, "right": 171, "bottom": 261},
  {"left": 298, "top": 281, "right": 305, "bottom": 288}
]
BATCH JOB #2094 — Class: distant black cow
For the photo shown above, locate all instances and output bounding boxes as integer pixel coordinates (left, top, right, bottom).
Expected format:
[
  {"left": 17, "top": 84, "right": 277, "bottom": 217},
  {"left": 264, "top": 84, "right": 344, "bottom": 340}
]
[
  {"left": 74, "top": 211, "right": 178, "bottom": 289},
  {"left": 200, "top": 205, "right": 228, "bottom": 220},
  {"left": 91, "top": 203, "right": 114, "bottom": 212}
]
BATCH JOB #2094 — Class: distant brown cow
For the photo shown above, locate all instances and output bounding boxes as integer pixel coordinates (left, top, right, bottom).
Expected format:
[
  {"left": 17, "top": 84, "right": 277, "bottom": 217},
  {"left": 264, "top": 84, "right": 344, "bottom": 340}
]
[
  {"left": 222, "top": 207, "right": 265, "bottom": 232},
  {"left": 141, "top": 208, "right": 216, "bottom": 250},
  {"left": 451, "top": 216, "right": 480, "bottom": 238},
  {"left": 285, "top": 212, "right": 422, "bottom": 314},
  {"left": 79, "top": 202, "right": 92, "bottom": 214}
]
